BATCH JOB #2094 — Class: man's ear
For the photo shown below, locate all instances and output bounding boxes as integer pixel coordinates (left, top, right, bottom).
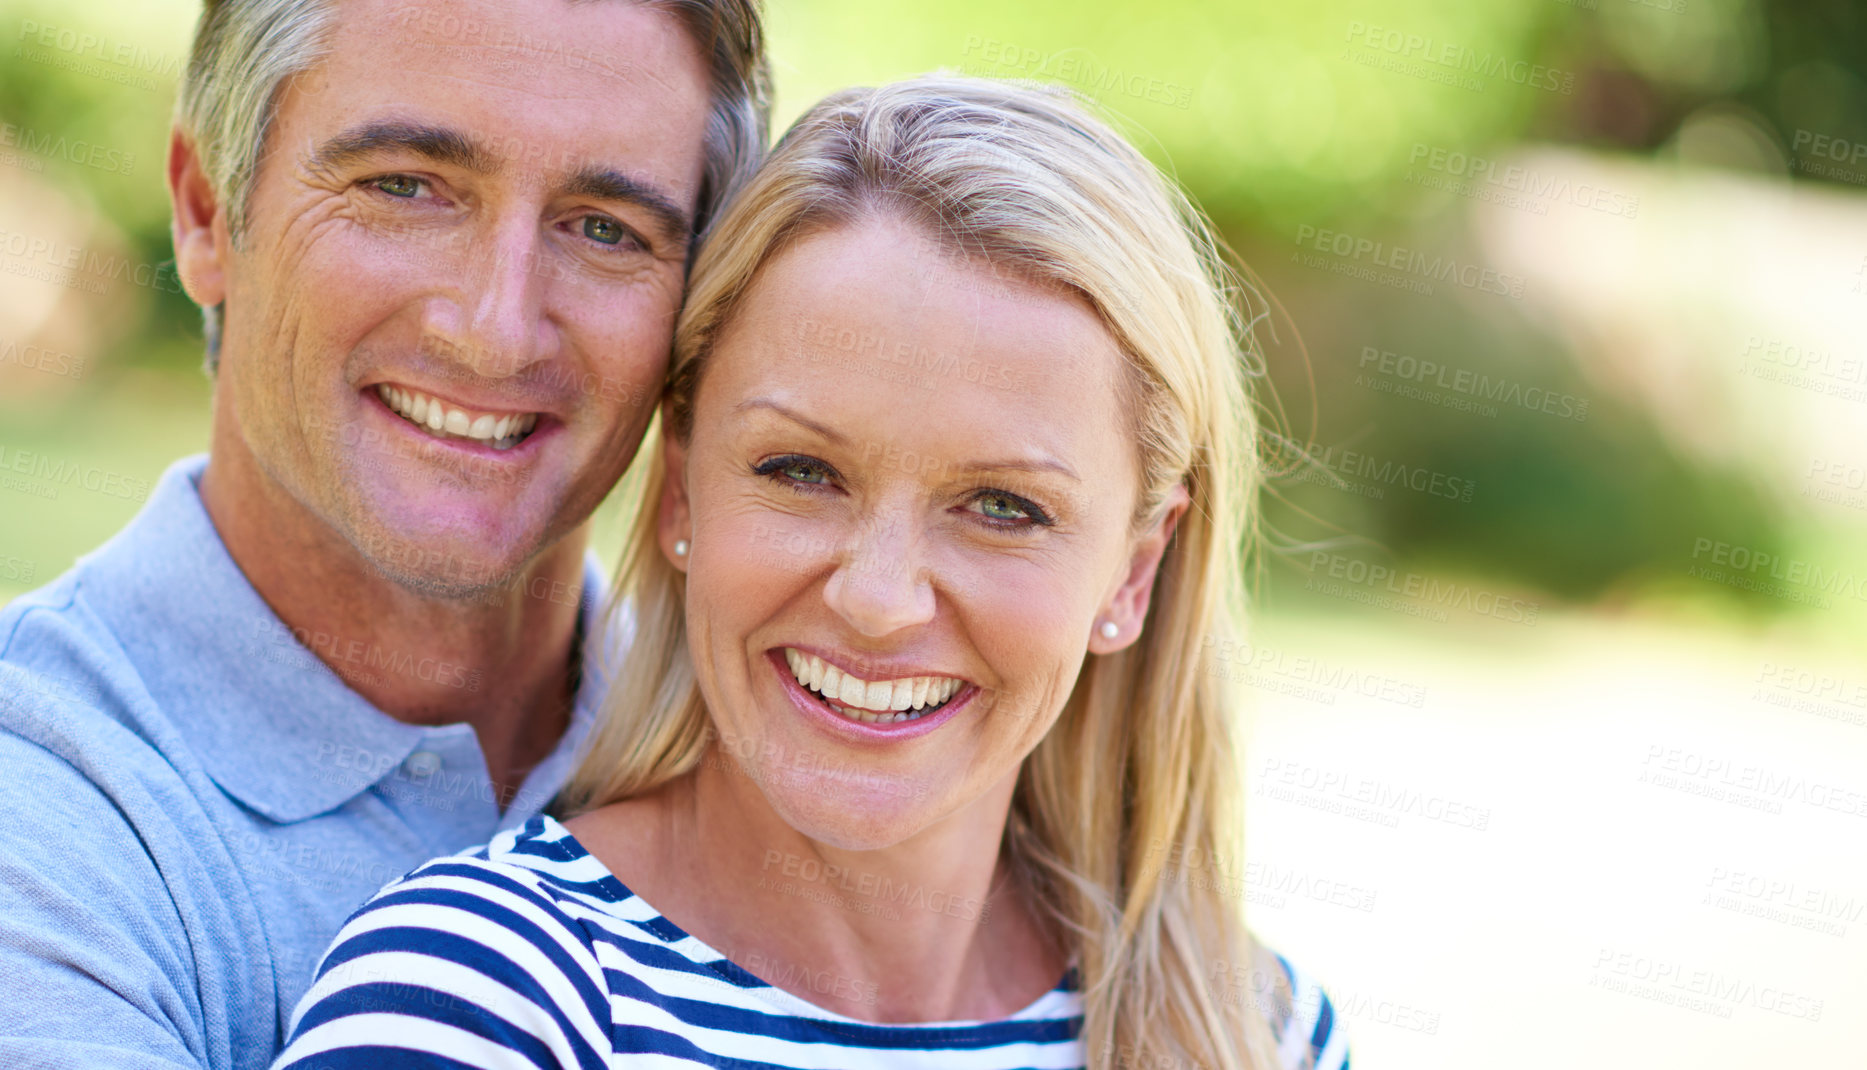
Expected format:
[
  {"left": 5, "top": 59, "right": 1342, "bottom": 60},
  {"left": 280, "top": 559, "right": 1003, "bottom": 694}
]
[
  {"left": 1088, "top": 483, "right": 1191, "bottom": 655},
  {"left": 656, "top": 405, "right": 693, "bottom": 571},
  {"left": 168, "top": 127, "right": 228, "bottom": 310}
]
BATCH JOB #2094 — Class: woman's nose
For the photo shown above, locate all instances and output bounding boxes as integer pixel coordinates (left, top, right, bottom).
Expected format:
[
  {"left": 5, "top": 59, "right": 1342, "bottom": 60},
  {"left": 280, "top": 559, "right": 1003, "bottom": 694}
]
[{"left": 821, "top": 515, "right": 937, "bottom": 638}]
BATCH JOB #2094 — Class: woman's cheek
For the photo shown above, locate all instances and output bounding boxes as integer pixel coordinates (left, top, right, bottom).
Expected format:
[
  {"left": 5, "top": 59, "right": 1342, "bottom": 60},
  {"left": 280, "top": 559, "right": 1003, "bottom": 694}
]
[{"left": 957, "top": 557, "right": 1087, "bottom": 689}]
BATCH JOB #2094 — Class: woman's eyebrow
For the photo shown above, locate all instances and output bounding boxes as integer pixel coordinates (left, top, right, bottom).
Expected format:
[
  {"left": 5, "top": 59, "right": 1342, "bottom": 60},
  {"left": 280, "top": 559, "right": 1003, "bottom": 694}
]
[
  {"left": 735, "top": 397, "right": 849, "bottom": 445},
  {"left": 737, "top": 397, "right": 1080, "bottom": 483},
  {"left": 953, "top": 457, "right": 1080, "bottom": 483}
]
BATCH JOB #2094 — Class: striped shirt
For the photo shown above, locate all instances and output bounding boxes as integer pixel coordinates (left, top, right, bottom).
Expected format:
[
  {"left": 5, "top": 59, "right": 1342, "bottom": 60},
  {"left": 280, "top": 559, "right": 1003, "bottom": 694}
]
[{"left": 273, "top": 815, "right": 1350, "bottom": 1069}]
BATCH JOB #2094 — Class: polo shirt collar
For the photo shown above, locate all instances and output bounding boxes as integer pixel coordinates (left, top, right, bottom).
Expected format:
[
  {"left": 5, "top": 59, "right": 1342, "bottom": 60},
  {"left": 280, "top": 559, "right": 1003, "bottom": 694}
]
[{"left": 82, "top": 455, "right": 609, "bottom": 823}]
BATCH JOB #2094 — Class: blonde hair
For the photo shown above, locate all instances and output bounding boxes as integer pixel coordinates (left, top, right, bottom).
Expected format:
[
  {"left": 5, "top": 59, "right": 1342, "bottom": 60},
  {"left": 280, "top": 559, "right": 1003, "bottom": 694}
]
[{"left": 563, "top": 76, "right": 1297, "bottom": 1070}]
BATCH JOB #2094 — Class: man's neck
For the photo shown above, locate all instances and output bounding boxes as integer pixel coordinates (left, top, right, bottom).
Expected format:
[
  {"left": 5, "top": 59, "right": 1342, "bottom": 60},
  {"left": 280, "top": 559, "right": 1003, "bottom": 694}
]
[{"left": 199, "top": 433, "right": 586, "bottom": 810}]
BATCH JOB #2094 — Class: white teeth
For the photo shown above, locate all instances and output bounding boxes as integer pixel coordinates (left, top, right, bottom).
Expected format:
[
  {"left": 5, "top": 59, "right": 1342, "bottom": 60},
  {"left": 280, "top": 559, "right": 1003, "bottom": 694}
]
[
  {"left": 781, "top": 649, "right": 966, "bottom": 724},
  {"left": 377, "top": 384, "right": 540, "bottom": 448}
]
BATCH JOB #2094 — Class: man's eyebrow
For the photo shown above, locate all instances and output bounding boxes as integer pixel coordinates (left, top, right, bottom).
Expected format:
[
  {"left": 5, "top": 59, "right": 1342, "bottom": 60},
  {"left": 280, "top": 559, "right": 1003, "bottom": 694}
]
[
  {"left": 565, "top": 166, "right": 692, "bottom": 246},
  {"left": 307, "top": 120, "right": 495, "bottom": 175},
  {"left": 304, "top": 122, "right": 692, "bottom": 245}
]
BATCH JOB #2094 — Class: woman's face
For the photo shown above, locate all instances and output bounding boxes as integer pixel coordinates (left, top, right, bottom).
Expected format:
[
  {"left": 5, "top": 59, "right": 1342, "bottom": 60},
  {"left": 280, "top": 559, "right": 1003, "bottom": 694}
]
[{"left": 664, "top": 214, "right": 1183, "bottom": 850}]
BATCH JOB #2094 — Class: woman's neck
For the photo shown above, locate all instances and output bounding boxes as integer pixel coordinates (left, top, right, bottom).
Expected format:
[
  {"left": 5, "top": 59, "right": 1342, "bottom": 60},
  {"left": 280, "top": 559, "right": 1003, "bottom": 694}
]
[{"left": 571, "top": 744, "right": 1067, "bottom": 1022}]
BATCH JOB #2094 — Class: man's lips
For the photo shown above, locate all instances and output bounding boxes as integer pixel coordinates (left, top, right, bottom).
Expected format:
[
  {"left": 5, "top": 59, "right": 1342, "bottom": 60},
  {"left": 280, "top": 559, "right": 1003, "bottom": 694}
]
[{"left": 370, "top": 382, "right": 544, "bottom": 452}]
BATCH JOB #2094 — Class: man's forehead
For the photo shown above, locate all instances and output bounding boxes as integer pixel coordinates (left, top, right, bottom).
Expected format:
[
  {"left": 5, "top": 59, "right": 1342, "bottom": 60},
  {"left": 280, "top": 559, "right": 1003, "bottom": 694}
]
[
  {"left": 320, "top": 0, "right": 682, "bottom": 97},
  {"left": 281, "top": 0, "right": 712, "bottom": 216}
]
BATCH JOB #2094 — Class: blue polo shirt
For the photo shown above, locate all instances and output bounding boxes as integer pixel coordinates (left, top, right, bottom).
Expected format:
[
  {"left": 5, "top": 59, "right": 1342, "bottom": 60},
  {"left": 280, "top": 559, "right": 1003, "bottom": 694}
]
[{"left": 0, "top": 454, "right": 613, "bottom": 1070}]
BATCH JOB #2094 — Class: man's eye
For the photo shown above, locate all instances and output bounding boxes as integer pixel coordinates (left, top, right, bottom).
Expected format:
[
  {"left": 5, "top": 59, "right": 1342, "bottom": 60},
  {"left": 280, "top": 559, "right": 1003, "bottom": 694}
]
[
  {"left": 373, "top": 175, "right": 422, "bottom": 198},
  {"left": 583, "top": 216, "right": 626, "bottom": 245}
]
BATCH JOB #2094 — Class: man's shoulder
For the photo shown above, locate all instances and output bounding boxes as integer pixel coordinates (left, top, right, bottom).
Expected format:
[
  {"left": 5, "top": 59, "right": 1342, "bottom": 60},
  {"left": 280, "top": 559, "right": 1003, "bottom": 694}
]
[
  {"left": 0, "top": 575, "right": 225, "bottom": 869},
  {"left": 0, "top": 656, "right": 213, "bottom": 865},
  {"left": 0, "top": 569, "right": 178, "bottom": 769},
  {"left": 0, "top": 560, "right": 96, "bottom": 670},
  {"left": 0, "top": 688, "right": 173, "bottom": 889},
  {"left": 0, "top": 663, "right": 276, "bottom": 1070},
  {"left": 0, "top": 453, "right": 215, "bottom": 734}
]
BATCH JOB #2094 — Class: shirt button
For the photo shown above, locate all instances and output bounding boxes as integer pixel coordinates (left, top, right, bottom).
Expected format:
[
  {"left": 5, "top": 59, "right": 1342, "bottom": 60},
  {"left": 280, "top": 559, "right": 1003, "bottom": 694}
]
[{"left": 404, "top": 751, "right": 442, "bottom": 779}]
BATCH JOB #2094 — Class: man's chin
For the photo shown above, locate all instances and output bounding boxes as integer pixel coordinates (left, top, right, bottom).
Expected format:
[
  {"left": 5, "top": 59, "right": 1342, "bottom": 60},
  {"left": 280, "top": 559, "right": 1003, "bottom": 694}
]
[
  {"left": 338, "top": 492, "right": 557, "bottom": 604},
  {"left": 354, "top": 531, "right": 534, "bottom": 602}
]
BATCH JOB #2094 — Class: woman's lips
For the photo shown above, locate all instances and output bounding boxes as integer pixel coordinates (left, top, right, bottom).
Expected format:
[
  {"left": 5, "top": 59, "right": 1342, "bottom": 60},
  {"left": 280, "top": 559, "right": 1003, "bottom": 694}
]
[
  {"left": 767, "top": 649, "right": 975, "bottom": 742},
  {"left": 780, "top": 647, "right": 965, "bottom": 723}
]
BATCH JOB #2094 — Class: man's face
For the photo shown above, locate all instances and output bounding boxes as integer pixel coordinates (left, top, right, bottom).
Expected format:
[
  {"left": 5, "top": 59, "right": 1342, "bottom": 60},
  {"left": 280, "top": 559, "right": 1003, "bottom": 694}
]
[{"left": 217, "top": 0, "right": 711, "bottom": 595}]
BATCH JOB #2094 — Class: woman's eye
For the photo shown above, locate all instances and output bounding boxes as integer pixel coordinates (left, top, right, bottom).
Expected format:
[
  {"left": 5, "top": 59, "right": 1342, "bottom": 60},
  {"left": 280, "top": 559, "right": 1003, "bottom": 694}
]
[
  {"left": 373, "top": 175, "right": 423, "bottom": 199},
  {"left": 754, "top": 455, "right": 835, "bottom": 487},
  {"left": 582, "top": 216, "right": 627, "bottom": 246},
  {"left": 971, "top": 492, "right": 1040, "bottom": 524},
  {"left": 781, "top": 459, "right": 828, "bottom": 484}
]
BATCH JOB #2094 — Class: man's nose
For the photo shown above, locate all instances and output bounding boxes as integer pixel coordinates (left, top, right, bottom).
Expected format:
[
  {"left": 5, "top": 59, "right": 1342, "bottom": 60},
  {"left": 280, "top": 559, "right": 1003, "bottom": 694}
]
[
  {"left": 822, "top": 515, "right": 937, "bottom": 638},
  {"left": 422, "top": 213, "right": 554, "bottom": 378}
]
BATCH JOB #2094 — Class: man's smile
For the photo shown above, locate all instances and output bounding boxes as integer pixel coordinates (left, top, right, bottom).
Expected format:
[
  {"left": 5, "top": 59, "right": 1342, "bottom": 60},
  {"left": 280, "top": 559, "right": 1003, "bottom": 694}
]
[{"left": 372, "top": 382, "right": 543, "bottom": 451}]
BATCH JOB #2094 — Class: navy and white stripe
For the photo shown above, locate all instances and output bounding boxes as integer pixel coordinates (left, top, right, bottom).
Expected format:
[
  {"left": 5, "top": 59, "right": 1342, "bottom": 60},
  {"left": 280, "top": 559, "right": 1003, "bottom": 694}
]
[{"left": 273, "top": 816, "right": 1348, "bottom": 1069}]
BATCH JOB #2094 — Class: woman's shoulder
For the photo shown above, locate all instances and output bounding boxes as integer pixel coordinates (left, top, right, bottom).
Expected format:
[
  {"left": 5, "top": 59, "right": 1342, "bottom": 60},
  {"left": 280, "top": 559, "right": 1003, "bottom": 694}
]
[
  {"left": 306, "top": 814, "right": 622, "bottom": 989},
  {"left": 1270, "top": 950, "right": 1351, "bottom": 1070},
  {"left": 272, "top": 816, "right": 625, "bottom": 1069},
  {"left": 344, "top": 814, "right": 626, "bottom": 921}
]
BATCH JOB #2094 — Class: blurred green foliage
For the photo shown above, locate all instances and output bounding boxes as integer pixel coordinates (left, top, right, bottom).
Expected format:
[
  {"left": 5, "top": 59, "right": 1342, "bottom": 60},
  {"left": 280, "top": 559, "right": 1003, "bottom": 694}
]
[
  {"left": 0, "top": 0, "right": 202, "bottom": 365},
  {"left": 2, "top": 0, "right": 1860, "bottom": 616}
]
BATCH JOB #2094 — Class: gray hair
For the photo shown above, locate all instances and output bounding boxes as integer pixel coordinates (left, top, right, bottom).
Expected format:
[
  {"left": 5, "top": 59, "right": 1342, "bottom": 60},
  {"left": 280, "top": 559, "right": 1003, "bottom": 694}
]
[{"left": 175, "top": 0, "right": 770, "bottom": 370}]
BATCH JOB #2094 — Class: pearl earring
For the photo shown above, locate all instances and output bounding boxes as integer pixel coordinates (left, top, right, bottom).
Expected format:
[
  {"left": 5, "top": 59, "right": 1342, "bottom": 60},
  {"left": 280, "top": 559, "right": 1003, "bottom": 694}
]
[
  {"left": 673, "top": 539, "right": 689, "bottom": 557},
  {"left": 1099, "top": 620, "right": 1119, "bottom": 640}
]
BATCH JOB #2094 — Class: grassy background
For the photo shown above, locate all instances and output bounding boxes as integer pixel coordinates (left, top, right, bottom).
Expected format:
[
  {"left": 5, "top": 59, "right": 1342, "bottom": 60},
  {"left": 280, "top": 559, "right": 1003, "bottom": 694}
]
[{"left": 2, "top": 0, "right": 1864, "bottom": 1064}]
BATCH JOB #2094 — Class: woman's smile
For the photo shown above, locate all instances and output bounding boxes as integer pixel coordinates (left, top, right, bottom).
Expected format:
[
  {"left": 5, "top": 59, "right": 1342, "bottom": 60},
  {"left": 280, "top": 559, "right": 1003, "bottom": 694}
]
[
  {"left": 766, "top": 647, "right": 979, "bottom": 739},
  {"left": 780, "top": 647, "right": 968, "bottom": 721}
]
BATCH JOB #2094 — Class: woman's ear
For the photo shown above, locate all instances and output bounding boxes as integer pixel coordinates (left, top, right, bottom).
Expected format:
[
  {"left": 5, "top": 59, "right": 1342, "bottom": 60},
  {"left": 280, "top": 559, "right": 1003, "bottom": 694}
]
[
  {"left": 656, "top": 405, "right": 693, "bottom": 571},
  {"left": 1088, "top": 483, "right": 1191, "bottom": 654}
]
